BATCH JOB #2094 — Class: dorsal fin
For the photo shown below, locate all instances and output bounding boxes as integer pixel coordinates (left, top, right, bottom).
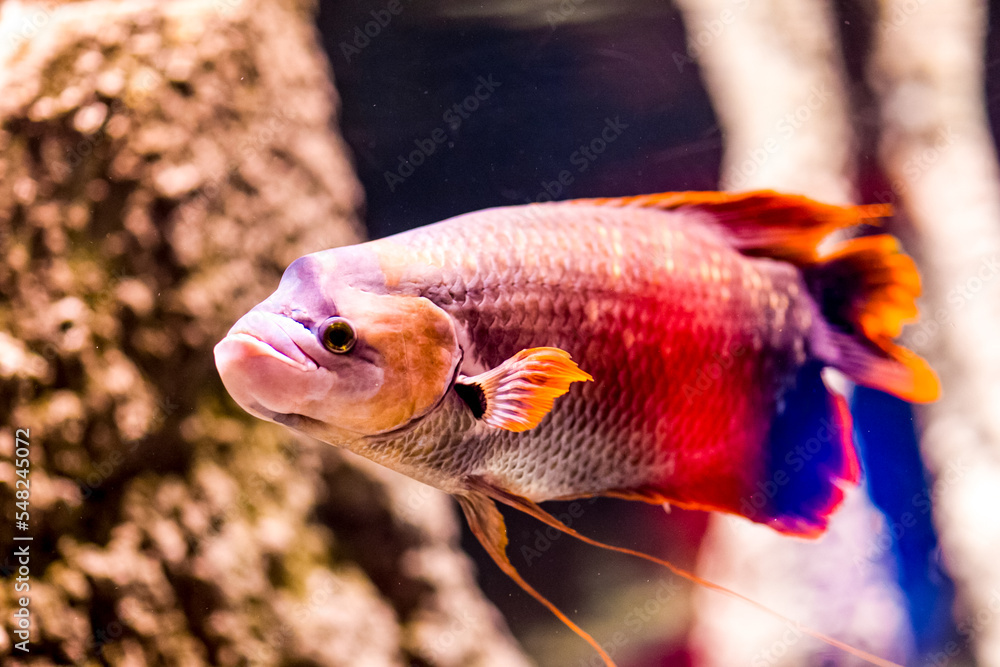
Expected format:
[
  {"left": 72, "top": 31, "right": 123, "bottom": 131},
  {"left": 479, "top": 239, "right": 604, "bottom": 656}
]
[
  {"left": 571, "top": 190, "right": 891, "bottom": 265},
  {"left": 572, "top": 190, "right": 939, "bottom": 402}
]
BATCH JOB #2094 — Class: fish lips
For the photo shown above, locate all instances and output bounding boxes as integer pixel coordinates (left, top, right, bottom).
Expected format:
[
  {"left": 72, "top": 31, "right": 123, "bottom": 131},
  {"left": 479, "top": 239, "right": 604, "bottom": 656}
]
[{"left": 214, "top": 311, "right": 332, "bottom": 421}]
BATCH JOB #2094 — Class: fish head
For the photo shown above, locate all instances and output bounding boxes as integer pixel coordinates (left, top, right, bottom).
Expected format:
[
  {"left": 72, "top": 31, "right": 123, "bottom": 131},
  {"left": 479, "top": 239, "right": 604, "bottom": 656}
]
[{"left": 214, "top": 247, "right": 461, "bottom": 446}]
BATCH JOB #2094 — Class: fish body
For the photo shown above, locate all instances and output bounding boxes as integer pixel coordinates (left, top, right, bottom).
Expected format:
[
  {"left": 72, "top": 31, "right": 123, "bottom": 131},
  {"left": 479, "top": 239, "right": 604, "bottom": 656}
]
[
  {"left": 214, "top": 191, "right": 938, "bottom": 666},
  {"left": 325, "top": 203, "right": 821, "bottom": 521},
  {"left": 216, "top": 191, "right": 936, "bottom": 534}
]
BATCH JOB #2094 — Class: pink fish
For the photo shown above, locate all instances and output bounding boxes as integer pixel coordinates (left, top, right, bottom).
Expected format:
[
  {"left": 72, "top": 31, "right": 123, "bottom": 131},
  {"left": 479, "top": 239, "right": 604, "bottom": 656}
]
[{"left": 215, "top": 191, "right": 938, "bottom": 666}]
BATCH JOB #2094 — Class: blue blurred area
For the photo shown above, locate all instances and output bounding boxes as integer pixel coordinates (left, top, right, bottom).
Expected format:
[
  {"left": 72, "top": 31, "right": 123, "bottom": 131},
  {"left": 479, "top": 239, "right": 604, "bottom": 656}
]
[{"left": 852, "top": 386, "right": 959, "bottom": 658}]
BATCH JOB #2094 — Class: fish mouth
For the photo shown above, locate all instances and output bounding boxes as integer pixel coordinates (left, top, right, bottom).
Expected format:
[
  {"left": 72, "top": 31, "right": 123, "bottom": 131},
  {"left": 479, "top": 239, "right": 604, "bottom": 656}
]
[
  {"left": 225, "top": 311, "right": 319, "bottom": 371},
  {"left": 222, "top": 332, "right": 318, "bottom": 372},
  {"left": 214, "top": 323, "right": 367, "bottom": 442},
  {"left": 214, "top": 311, "right": 327, "bottom": 421}
]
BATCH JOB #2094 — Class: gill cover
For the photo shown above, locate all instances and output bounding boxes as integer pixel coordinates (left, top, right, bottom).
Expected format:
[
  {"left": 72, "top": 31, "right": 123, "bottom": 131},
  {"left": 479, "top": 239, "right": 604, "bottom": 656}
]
[{"left": 330, "top": 284, "right": 461, "bottom": 435}]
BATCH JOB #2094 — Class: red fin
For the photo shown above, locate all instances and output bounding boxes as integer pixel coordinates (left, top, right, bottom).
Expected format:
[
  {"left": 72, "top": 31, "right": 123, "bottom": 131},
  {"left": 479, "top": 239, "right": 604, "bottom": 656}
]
[
  {"left": 458, "top": 347, "right": 593, "bottom": 432},
  {"left": 454, "top": 492, "right": 617, "bottom": 667},
  {"left": 807, "top": 235, "right": 941, "bottom": 403},
  {"left": 465, "top": 477, "right": 903, "bottom": 667},
  {"left": 572, "top": 190, "right": 890, "bottom": 264}
]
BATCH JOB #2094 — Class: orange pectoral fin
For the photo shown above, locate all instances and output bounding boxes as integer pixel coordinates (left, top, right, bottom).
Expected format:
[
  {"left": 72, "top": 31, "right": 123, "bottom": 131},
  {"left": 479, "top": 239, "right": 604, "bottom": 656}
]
[
  {"left": 454, "top": 491, "right": 617, "bottom": 667},
  {"left": 456, "top": 347, "right": 593, "bottom": 432}
]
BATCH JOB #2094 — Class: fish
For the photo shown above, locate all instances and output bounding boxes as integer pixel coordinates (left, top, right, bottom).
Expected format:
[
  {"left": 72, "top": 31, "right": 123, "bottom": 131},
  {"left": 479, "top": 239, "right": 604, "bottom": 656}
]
[{"left": 214, "top": 190, "right": 939, "bottom": 667}]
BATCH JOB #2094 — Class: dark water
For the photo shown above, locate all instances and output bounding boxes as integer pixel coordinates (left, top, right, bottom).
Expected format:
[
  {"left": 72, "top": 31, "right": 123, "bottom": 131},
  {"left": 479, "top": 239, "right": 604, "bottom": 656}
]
[
  {"left": 318, "top": 1, "right": 720, "bottom": 239},
  {"left": 313, "top": 1, "right": 1000, "bottom": 664}
]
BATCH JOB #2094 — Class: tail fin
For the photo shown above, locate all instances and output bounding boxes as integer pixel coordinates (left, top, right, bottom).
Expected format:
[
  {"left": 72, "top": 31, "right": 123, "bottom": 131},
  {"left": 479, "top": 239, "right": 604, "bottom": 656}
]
[{"left": 805, "top": 235, "right": 940, "bottom": 403}]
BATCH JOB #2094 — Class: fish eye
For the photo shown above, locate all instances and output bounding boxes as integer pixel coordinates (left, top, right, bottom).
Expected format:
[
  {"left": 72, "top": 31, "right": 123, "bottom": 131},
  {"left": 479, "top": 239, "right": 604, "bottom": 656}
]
[{"left": 319, "top": 317, "right": 356, "bottom": 354}]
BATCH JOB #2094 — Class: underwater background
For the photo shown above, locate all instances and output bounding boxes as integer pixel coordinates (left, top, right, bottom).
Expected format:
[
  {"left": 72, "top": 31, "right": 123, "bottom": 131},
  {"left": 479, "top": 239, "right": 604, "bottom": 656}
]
[{"left": 1, "top": 0, "right": 999, "bottom": 665}]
